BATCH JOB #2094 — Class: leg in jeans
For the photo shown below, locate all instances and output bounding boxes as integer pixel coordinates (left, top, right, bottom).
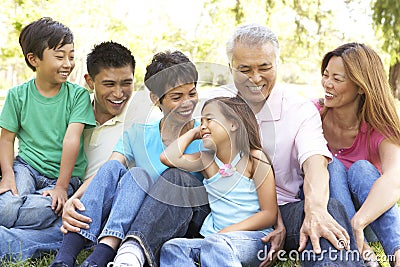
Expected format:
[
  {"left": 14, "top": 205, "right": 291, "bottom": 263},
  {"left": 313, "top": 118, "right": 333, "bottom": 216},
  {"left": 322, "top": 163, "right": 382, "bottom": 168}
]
[
  {"left": 280, "top": 199, "right": 365, "bottom": 267},
  {"left": 329, "top": 158, "right": 378, "bottom": 243},
  {"left": 201, "top": 231, "right": 267, "bottom": 267},
  {"left": 348, "top": 160, "right": 400, "bottom": 257},
  {"left": 15, "top": 176, "right": 80, "bottom": 229},
  {"left": 0, "top": 157, "right": 81, "bottom": 229},
  {"left": 78, "top": 161, "right": 153, "bottom": 244},
  {"left": 50, "top": 162, "right": 153, "bottom": 267},
  {"left": 161, "top": 231, "right": 268, "bottom": 267},
  {"left": 160, "top": 238, "right": 202, "bottom": 267},
  {"left": 0, "top": 158, "right": 37, "bottom": 228},
  {"left": 0, "top": 218, "right": 63, "bottom": 262},
  {"left": 122, "top": 168, "right": 210, "bottom": 267},
  {"left": 328, "top": 157, "right": 357, "bottom": 218}
]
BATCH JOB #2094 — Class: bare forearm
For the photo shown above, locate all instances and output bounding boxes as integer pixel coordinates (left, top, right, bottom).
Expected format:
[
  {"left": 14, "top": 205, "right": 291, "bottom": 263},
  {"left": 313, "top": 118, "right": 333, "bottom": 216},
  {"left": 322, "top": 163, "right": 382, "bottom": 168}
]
[
  {"left": 302, "top": 155, "right": 330, "bottom": 214},
  {"left": 0, "top": 140, "right": 15, "bottom": 177},
  {"left": 70, "top": 176, "right": 92, "bottom": 199},
  {"left": 274, "top": 208, "right": 285, "bottom": 230},
  {"left": 0, "top": 132, "right": 16, "bottom": 178},
  {"left": 162, "top": 128, "right": 197, "bottom": 163},
  {"left": 221, "top": 210, "right": 277, "bottom": 233},
  {"left": 354, "top": 172, "right": 400, "bottom": 228},
  {"left": 356, "top": 141, "right": 400, "bottom": 228},
  {"left": 57, "top": 137, "right": 80, "bottom": 189}
]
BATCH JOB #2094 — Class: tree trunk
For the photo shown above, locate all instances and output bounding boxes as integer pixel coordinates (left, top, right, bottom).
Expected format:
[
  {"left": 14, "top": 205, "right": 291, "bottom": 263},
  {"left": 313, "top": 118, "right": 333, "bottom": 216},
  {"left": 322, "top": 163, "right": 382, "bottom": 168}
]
[{"left": 389, "top": 60, "right": 400, "bottom": 100}]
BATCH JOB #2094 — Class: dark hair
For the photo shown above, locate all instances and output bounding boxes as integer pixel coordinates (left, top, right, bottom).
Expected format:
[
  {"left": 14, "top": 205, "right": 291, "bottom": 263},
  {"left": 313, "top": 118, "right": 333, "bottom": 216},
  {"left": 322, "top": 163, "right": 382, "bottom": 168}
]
[
  {"left": 144, "top": 50, "right": 198, "bottom": 103},
  {"left": 19, "top": 17, "right": 73, "bottom": 71},
  {"left": 86, "top": 41, "right": 136, "bottom": 79},
  {"left": 202, "top": 96, "right": 262, "bottom": 155}
]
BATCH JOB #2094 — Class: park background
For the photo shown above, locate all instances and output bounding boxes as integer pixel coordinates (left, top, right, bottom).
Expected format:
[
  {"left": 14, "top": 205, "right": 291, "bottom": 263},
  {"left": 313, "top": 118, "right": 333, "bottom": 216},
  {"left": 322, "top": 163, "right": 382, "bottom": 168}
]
[
  {"left": 0, "top": 0, "right": 399, "bottom": 105},
  {"left": 0, "top": 0, "right": 399, "bottom": 266}
]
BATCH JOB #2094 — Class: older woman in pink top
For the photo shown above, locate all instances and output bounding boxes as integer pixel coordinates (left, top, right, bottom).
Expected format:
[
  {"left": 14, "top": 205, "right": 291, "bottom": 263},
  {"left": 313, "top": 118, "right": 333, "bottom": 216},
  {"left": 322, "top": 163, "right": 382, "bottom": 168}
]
[{"left": 317, "top": 42, "right": 400, "bottom": 267}]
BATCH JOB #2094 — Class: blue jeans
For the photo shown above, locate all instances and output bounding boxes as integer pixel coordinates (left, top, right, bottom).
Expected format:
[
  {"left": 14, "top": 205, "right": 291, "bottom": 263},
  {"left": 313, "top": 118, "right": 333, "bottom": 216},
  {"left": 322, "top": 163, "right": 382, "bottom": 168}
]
[
  {"left": 329, "top": 158, "right": 400, "bottom": 257},
  {"left": 123, "top": 168, "right": 210, "bottom": 267},
  {"left": 160, "top": 231, "right": 268, "bottom": 267},
  {"left": 77, "top": 160, "right": 153, "bottom": 244},
  {"left": 280, "top": 199, "right": 365, "bottom": 267},
  {"left": 0, "top": 218, "right": 63, "bottom": 261},
  {"left": 0, "top": 156, "right": 81, "bottom": 229}
]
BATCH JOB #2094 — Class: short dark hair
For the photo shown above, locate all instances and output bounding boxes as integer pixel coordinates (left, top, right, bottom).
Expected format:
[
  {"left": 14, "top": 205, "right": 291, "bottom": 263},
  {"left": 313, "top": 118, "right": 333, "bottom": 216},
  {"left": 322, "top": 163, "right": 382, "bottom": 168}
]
[
  {"left": 86, "top": 41, "right": 136, "bottom": 79},
  {"left": 144, "top": 50, "right": 198, "bottom": 103},
  {"left": 19, "top": 17, "right": 73, "bottom": 71}
]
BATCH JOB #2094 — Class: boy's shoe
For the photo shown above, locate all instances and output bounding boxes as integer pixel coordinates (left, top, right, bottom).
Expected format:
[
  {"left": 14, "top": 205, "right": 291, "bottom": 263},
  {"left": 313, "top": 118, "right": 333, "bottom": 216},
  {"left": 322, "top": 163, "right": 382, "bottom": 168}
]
[
  {"left": 78, "top": 260, "right": 98, "bottom": 267},
  {"left": 107, "top": 262, "right": 135, "bottom": 267}
]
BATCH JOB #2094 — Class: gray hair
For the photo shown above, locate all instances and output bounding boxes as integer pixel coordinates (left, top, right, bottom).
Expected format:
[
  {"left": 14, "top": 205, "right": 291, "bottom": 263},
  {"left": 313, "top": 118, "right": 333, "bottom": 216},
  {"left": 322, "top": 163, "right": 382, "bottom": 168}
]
[{"left": 226, "top": 23, "right": 280, "bottom": 63}]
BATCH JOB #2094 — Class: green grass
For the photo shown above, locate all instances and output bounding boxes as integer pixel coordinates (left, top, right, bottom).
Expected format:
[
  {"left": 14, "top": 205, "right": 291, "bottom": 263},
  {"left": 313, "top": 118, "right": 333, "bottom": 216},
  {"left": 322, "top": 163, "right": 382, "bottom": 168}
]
[
  {"left": 0, "top": 242, "right": 390, "bottom": 267},
  {"left": 0, "top": 250, "right": 91, "bottom": 267}
]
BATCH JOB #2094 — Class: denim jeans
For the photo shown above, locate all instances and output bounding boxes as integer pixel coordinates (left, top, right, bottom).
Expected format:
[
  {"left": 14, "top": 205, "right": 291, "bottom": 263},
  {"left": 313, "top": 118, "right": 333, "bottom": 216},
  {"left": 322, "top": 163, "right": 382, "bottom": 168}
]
[
  {"left": 77, "top": 160, "right": 153, "bottom": 244},
  {"left": 160, "top": 231, "right": 268, "bottom": 267},
  {"left": 329, "top": 157, "right": 400, "bottom": 257},
  {"left": 0, "top": 218, "right": 63, "bottom": 261},
  {"left": 122, "top": 168, "right": 210, "bottom": 267},
  {"left": 280, "top": 198, "right": 365, "bottom": 267},
  {"left": 0, "top": 156, "right": 81, "bottom": 229}
]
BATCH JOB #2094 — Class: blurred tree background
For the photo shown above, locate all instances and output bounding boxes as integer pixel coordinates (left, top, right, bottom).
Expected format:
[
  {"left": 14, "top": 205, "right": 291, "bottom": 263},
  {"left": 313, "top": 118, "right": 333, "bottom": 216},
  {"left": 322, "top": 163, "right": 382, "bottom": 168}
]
[{"left": 0, "top": 0, "right": 399, "bottom": 99}]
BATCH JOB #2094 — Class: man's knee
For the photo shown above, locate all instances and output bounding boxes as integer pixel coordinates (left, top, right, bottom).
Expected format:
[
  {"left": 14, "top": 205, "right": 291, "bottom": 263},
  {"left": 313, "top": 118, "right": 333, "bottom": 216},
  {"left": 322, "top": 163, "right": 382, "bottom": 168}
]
[{"left": 127, "top": 167, "right": 154, "bottom": 192}]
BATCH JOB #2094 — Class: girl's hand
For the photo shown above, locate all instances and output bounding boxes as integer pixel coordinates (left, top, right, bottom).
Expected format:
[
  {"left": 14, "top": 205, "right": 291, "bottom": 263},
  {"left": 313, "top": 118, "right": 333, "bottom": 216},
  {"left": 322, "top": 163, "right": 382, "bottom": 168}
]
[
  {"left": 259, "top": 226, "right": 286, "bottom": 267},
  {"left": 218, "top": 225, "right": 234, "bottom": 234},
  {"left": 42, "top": 186, "right": 68, "bottom": 216},
  {"left": 191, "top": 125, "right": 202, "bottom": 140}
]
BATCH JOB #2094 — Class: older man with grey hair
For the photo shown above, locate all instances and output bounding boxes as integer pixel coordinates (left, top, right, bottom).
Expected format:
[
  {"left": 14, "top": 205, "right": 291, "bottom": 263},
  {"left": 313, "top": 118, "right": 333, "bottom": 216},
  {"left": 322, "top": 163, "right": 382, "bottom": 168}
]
[{"left": 222, "top": 23, "right": 364, "bottom": 267}]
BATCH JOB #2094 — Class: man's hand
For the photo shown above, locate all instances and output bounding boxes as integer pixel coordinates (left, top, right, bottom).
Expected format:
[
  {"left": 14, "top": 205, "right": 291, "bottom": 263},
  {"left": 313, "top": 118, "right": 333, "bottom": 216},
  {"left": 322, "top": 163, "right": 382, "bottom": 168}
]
[
  {"left": 259, "top": 226, "right": 286, "bottom": 267},
  {"left": 60, "top": 198, "right": 92, "bottom": 234},
  {"left": 42, "top": 186, "right": 68, "bottom": 215},
  {"left": 298, "top": 210, "right": 350, "bottom": 253}
]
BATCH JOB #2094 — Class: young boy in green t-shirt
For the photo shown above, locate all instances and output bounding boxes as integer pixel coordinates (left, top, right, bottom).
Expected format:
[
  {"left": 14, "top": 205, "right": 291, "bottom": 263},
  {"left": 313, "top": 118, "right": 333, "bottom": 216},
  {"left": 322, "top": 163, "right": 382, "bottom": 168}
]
[{"left": 0, "top": 17, "right": 96, "bottom": 230}]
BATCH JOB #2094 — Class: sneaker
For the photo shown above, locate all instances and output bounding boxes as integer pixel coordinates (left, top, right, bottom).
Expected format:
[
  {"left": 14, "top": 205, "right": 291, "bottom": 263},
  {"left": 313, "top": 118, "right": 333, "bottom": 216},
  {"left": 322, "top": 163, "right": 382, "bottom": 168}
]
[{"left": 107, "top": 262, "right": 134, "bottom": 267}]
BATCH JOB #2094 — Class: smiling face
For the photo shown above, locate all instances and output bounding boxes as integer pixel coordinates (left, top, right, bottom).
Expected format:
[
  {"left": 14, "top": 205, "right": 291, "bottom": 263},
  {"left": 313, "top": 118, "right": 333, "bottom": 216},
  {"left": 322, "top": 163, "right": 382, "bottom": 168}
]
[
  {"left": 86, "top": 65, "right": 134, "bottom": 125},
  {"left": 200, "top": 101, "right": 233, "bottom": 151},
  {"left": 230, "top": 42, "right": 277, "bottom": 112},
  {"left": 157, "top": 83, "right": 198, "bottom": 126},
  {"left": 321, "top": 56, "right": 363, "bottom": 109},
  {"left": 32, "top": 43, "right": 75, "bottom": 87}
]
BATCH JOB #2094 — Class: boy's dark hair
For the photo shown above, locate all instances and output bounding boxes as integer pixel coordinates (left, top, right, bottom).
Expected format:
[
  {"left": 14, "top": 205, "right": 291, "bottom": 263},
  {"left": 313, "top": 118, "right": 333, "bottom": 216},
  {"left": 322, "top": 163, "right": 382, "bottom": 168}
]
[
  {"left": 19, "top": 17, "right": 73, "bottom": 72},
  {"left": 86, "top": 41, "right": 136, "bottom": 79},
  {"left": 144, "top": 50, "right": 198, "bottom": 103}
]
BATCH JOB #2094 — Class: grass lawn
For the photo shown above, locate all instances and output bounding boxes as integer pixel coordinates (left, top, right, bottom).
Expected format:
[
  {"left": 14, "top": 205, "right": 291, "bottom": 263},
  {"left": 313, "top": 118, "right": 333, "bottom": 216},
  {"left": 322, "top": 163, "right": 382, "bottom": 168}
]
[{"left": 0, "top": 241, "right": 391, "bottom": 267}]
